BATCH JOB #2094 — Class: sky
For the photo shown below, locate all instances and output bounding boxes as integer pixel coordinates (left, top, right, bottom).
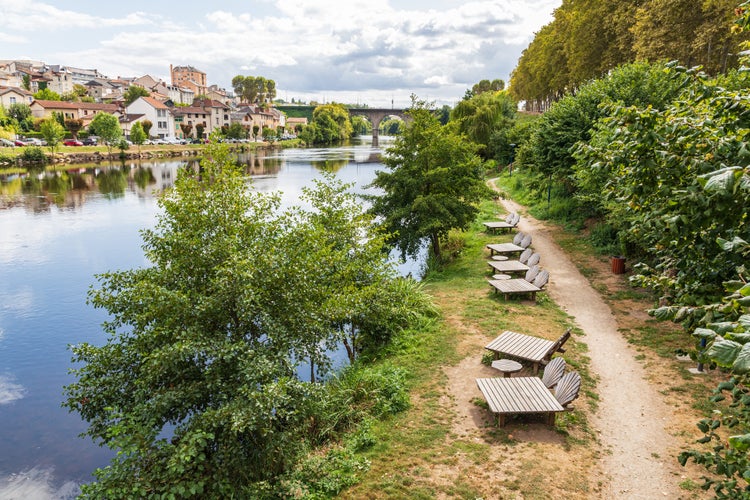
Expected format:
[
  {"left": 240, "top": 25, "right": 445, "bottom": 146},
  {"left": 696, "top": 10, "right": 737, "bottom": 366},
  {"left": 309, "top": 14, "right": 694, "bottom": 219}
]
[{"left": 0, "top": 0, "right": 560, "bottom": 108}]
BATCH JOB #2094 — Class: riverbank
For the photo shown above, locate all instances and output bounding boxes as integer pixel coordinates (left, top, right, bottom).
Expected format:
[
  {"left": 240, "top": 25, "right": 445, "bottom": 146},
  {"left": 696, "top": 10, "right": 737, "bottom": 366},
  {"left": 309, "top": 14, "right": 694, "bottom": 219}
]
[
  {"left": 0, "top": 138, "right": 303, "bottom": 169},
  {"left": 341, "top": 178, "right": 716, "bottom": 498}
]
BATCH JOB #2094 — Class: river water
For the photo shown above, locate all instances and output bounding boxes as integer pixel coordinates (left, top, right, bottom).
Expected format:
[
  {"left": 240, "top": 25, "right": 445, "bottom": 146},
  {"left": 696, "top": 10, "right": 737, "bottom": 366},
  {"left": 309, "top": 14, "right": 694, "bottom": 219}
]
[{"left": 0, "top": 137, "right": 419, "bottom": 498}]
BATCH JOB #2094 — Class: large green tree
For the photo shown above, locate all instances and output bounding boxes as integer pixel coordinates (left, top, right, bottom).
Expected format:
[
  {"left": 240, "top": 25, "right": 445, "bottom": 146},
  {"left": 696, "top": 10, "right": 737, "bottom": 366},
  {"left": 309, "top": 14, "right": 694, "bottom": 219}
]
[
  {"left": 39, "top": 118, "right": 65, "bottom": 154},
  {"left": 231, "top": 75, "right": 277, "bottom": 104},
  {"left": 63, "top": 141, "right": 432, "bottom": 496},
  {"left": 309, "top": 103, "right": 353, "bottom": 145},
  {"left": 89, "top": 112, "right": 123, "bottom": 156},
  {"left": 368, "top": 96, "right": 493, "bottom": 261},
  {"left": 450, "top": 90, "right": 516, "bottom": 159}
]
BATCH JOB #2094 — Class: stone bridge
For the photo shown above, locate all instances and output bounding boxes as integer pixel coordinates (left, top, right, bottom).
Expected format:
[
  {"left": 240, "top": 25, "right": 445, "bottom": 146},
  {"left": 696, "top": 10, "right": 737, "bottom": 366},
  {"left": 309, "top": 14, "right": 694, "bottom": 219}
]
[{"left": 347, "top": 108, "right": 410, "bottom": 145}]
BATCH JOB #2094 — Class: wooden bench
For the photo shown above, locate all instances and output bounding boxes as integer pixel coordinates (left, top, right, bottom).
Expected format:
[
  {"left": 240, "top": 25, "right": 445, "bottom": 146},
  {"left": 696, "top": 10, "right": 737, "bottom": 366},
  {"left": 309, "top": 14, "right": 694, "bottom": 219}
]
[
  {"left": 476, "top": 376, "right": 565, "bottom": 426},
  {"left": 485, "top": 329, "right": 571, "bottom": 373}
]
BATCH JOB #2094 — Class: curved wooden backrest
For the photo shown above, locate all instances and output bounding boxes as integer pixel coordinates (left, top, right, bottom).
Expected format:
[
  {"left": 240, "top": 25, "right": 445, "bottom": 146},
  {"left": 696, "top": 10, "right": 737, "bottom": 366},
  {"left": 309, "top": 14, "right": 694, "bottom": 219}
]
[
  {"left": 542, "top": 357, "right": 566, "bottom": 388},
  {"left": 527, "top": 253, "right": 541, "bottom": 267},
  {"left": 525, "top": 265, "right": 540, "bottom": 282},
  {"left": 518, "top": 248, "right": 533, "bottom": 264},
  {"left": 504, "top": 212, "right": 515, "bottom": 223},
  {"left": 520, "top": 234, "right": 532, "bottom": 248},
  {"left": 533, "top": 270, "right": 549, "bottom": 289},
  {"left": 513, "top": 232, "right": 525, "bottom": 245},
  {"left": 510, "top": 212, "right": 520, "bottom": 225},
  {"left": 555, "top": 371, "right": 581, "bottom": 407}
]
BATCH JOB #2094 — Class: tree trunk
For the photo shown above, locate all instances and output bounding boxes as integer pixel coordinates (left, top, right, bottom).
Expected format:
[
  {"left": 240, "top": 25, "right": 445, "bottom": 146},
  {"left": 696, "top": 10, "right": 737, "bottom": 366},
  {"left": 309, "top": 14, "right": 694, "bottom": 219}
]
[{"left": 431, "top": 233, "right": 441, "bottom": 261}]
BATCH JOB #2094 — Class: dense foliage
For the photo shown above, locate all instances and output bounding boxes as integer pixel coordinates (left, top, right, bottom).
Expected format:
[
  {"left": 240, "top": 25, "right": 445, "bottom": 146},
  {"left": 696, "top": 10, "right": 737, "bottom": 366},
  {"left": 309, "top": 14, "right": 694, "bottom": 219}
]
[
  {"left": 231, "top": 75, "right": 277, "bottom": 104},
  {"left": 299, "top": 103, "right": 354, "bottom": 145},
  {"left": 450, "top": 91, "right": 516, "bottom": 159},
  {"left": 573, "top": 64, "right": 750, "bottom": 303},
  {"left": 510, "top": 0, "right": 749, "bottom": 109},
  {"left": 368, "top": 96, "right": 494, "bottom": 261},
  {"left": 64, "top": 142, "right": 434, "bottom": 497}
]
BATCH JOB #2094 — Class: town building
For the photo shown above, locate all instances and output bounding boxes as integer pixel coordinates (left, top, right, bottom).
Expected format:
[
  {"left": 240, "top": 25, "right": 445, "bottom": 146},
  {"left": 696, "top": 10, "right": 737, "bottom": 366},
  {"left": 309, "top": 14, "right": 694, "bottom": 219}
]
[
  {"left": 125, "top": 96, "right": 176, "bottom": 139},
  {"left": 170, "top": 65, "right": 207, "bottom": 96}
]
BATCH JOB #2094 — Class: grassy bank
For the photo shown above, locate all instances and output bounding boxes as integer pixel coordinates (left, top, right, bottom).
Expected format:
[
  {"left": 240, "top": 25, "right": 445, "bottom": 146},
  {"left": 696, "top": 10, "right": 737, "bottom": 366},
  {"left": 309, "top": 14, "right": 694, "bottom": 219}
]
[{"left": 340, "top": 195, "right": 598, "bottom": 498}]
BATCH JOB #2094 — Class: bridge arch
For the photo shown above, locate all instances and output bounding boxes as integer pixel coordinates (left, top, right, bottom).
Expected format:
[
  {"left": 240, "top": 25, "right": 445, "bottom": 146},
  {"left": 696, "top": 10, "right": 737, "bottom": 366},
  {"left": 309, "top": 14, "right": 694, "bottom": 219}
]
[{"left": 348, "top": 108, "right": 409, "bottom": 146}]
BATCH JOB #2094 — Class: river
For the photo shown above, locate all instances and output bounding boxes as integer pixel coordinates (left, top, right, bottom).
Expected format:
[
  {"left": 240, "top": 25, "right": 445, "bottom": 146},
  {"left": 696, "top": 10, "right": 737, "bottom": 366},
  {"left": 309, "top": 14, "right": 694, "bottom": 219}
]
[{"left": 0, "top": 137, "right": 419, "bottom": 498}]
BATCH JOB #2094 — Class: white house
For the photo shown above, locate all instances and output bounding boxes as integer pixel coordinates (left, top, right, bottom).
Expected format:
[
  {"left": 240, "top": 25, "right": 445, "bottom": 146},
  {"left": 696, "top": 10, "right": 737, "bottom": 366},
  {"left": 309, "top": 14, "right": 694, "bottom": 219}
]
[{"left": 125, "top": 96, "right": 176, "bottom": 139}]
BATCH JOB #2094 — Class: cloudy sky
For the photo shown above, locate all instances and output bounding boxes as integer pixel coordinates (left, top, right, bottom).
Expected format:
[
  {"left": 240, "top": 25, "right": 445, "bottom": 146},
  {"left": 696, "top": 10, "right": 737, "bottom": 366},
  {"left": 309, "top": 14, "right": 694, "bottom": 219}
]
[{"left": 1, "top": 0, "right": 559, "bottom": 107}]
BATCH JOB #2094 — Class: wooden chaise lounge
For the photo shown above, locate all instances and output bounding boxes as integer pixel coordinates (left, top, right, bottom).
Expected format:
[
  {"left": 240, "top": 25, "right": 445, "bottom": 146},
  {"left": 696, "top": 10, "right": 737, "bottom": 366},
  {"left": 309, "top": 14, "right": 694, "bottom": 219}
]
[
  {"left": 483, "top": 212, "right": 520, "bottom": 233},
  {"left": 488, "top": 266, "right": 549, "bottom": 302},
  {"left": 486, "top": 232, "right": 532, "bottom": 256},
  {"left": 484, "top": 329, "right": 571, "bottom": 373},
  {"left": 475, "top": 368, "right": 581, "bottom": 426},
  {"left": 487, "top": 250, "right": 540, "bottom": 276}
]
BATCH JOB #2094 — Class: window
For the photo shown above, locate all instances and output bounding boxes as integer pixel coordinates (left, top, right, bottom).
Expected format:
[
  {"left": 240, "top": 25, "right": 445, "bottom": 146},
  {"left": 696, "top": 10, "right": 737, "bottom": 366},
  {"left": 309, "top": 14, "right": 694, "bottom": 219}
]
[
  {"left": 9, "top": 97, "right": 16, "bottom": 105},
  {"left": 158, "top": 121, "right": 167, "bottom": 129}
]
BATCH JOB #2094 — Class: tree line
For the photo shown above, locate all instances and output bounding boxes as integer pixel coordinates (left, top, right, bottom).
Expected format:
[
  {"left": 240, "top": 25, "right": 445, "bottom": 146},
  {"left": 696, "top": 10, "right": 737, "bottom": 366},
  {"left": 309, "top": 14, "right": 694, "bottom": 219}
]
[{"left": 510, "top": 0, "right": 750, "bottom": 111}]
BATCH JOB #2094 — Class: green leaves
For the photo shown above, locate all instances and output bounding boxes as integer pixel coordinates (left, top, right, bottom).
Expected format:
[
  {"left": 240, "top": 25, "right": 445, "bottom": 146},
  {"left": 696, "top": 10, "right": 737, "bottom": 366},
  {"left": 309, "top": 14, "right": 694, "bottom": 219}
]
[
  {"left": 368, "top": 96, "right": 492, "bottom": 262},
  {"left": 64, "top": 141, "right": 431, "bottom": 495}
]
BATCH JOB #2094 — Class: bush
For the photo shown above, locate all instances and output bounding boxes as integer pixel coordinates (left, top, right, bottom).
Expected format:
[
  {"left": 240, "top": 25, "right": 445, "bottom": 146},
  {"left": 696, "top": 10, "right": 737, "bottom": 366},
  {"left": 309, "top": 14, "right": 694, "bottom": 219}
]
[
  {"left": 588, "top": 222, "right": 622, "bottom": 256},
  {"left": 21, "top": 146, "right": 47, "bottom": 164}
]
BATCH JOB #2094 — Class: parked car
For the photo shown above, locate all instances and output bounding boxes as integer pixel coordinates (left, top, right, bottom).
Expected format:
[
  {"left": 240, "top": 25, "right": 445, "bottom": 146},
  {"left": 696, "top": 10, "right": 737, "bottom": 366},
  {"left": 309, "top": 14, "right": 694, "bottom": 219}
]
[
  {"left": 63, "top": 139, "right": 83, "bottom": 146},
  {"left": 14, "top": 139, "right": 29, "bottom": 146},
  {"left": 0, "top": 138, "right": 14, "bottom": 147},
  {"left": 24, "top": 138, "right": 46, "bottom": 146},
  {"left": 82, "top": 136, "right": 98, "bottom": 146}
]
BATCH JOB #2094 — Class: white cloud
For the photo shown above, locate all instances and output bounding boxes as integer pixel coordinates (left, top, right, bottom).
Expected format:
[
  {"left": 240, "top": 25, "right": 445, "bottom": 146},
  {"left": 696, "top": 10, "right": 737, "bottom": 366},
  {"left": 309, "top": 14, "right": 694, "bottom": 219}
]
[
  {"left": 0, "top": 0, "right": 152, "bottom": 31},
  {"left": 2, "top": 0, "right": 560, "bottom": 106}
]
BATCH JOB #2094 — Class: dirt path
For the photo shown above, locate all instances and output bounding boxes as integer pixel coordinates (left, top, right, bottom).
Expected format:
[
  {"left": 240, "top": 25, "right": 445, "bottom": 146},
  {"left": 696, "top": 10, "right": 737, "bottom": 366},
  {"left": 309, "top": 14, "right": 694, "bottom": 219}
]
[{"left": 498, "top": 197, "right": 684, "bottom": 498}]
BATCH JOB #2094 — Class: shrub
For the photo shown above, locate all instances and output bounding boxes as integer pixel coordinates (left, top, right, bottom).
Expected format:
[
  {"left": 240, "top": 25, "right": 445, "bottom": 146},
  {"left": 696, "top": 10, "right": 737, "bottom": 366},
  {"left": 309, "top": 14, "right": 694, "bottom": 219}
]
[{"left": 21, "top": 146, "right": 47, "bottom": 164}]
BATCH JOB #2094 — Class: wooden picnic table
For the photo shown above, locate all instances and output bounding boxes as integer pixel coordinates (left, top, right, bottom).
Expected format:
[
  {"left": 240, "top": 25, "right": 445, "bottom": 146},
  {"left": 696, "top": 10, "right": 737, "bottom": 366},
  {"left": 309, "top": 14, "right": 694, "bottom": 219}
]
[
  {"left": 485, "top": 330, "right": 558, "bottom": 373},
  {"left": 476, "top": 376, "right": 564, "bottom": 426}
]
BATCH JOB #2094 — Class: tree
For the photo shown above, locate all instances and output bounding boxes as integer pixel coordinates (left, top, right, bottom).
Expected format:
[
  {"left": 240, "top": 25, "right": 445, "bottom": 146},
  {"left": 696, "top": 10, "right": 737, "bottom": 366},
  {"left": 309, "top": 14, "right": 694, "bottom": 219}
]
[
  {"left": 368, "top": 96, "right": 493, "bottom": 261},
  {"left": 141, "top": 120, "right": 153, "bottom": 138},
  {"left": 123, "top": 86, "right": 151, "bottom": 106},
  {"left": 62, "top": 141, "right": 430, "bottom": 496},
  {"left": 39, "top": 119, "right": 65, "bottom": 154},
  {"left": 33, "top": 88, "right": 61, "bottom": 101},
  {"left": 231, "top": 75, "right": 277, "bottom": 104},
  {"left": 64, "top": 118, "right": 84, "bottom": 140},
  {"left": 7, "top": 103, "right": 32, "bottom": 132},
  {"left": 308, "top": 103, "right": 353, "bottom": 145},
  {"left": 195, "top": 123, "right": 205, "bottom": 140},
  {"left": 252, "top": 124, "right": 260, "bottom": 141},
  {"left": 450, "top": 91, "right": 516, "bottom": 159},
  {"left": 224, "top": 122, "right": 246, "bottom": 140},
  {"left": 130, "top": 121, "right": 146, "bottom": 153},
  {"left": 89, "top": 112, "right": 122, "bottom": 156},
  {"left": 179, "top": 123, "right": 193, "bottom": 139}
]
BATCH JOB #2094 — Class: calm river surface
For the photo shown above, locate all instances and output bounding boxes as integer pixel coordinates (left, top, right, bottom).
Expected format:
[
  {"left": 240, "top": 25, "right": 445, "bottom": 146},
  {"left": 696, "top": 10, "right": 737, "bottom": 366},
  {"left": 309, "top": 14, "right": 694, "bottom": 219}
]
[{"left": 0, "top": 137, "right": 418, "bottom": 498}]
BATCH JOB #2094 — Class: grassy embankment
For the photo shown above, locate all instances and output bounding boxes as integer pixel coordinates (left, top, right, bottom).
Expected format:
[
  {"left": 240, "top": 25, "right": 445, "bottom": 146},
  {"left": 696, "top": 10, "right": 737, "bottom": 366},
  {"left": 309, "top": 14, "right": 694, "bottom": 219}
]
[
  {"left": 342, "top": 168, "right": 722, "bottom": 498},
  {"left": 341, "top": 182, "right": 598, "bottom": 498}
]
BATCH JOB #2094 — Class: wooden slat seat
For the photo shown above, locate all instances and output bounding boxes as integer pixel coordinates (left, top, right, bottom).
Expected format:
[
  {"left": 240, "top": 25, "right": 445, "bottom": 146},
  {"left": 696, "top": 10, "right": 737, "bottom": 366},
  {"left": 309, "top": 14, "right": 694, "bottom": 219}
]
[
  {"left": 555, "top": 371, "right": 582, "bottom": 407},
  {"left": 541, "top": 357, "right": 566, "bottom": 388}
]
